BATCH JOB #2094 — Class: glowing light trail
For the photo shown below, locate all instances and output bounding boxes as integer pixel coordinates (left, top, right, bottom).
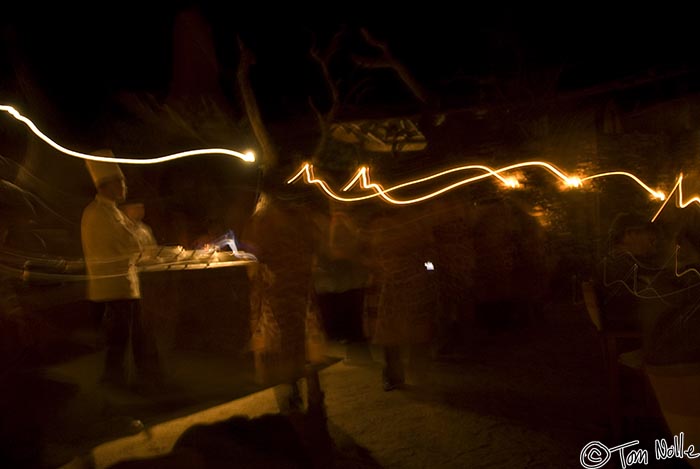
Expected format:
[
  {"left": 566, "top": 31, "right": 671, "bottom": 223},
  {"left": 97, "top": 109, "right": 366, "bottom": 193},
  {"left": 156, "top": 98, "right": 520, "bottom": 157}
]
[
  {"left": 289, "top": 161, "right": 667, "bottom": 207},
  {"left": 0, "top": 104, "right": 255, "bottom": 164},
  {"left": 601, "top": 246, "right": 700, "bottom": 301},
  {"left": 581, "top": 172, "right": 665, "bottom": 200},
  {"left": 651, "top": 174, "right": 700, "bottom": 222},
  {"left": 1, "top": 104, "right": 691, "bottom": 218}
]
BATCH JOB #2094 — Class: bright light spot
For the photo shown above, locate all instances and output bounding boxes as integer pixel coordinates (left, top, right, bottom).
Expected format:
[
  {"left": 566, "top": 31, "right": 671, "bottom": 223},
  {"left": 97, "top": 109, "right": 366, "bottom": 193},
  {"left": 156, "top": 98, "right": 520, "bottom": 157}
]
[
  {"left": 654, "top": 191, "right": 665, "bottom": 201},
  {"left": 424, "top": 261, "right": 435, "bottom": 271},
  {"left": 244, "top": 151, "right": 256, "bottom": 162},
  {"left": 503, "top": 177, "right": 520, "bottom": 189},
  {"left": 565, "top": 177, "right": 582, "bottom": 188}
]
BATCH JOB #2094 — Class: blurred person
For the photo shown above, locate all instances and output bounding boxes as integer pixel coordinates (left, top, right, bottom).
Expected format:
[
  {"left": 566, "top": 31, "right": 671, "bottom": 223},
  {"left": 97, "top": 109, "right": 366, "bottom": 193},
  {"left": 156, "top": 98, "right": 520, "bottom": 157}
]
[
  {"left": 597, "top": 212, "right": 681, "bottom": 344},
  {"left": 0, "top": 182, "right": 43, "bottom": 468},
  {"left": 430, "top": 195, "right": 475, "bottom": 357},
  {"left": 241, "top": 167, "right": 327, "bottom": 416},
  {"left": 472, "top": 196, "right": 549, "bottom": 334},
  {"left": 645, "top": 218, "right": 700, "bottom": 366},
  {"left": 368, "top": 205, "right": 438, "bottom": 391},
  {"left": 0, "top": 196, "right": 32, "bottom": 370},
  {"left": 81, "top": 151, "right": 162, "bottom": 393},
  {"left": 120, "top": 199, "right": 158, "bottom": 256},
  {"left": 642, "top": 219, "right": 700, "bottom": 467},
  {"left": 313, "top": 201, "right": 373, "bottom": 364}
]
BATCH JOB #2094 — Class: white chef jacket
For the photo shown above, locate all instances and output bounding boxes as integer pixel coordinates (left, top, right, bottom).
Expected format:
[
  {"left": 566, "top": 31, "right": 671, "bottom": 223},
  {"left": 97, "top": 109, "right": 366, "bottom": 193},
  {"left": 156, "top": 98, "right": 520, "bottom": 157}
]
[
  {"left": 129, "top": 220, "right": 157, "bottom": 251},
  {"left": 81, "top": 194, "right": 142, "bottom": 301}
]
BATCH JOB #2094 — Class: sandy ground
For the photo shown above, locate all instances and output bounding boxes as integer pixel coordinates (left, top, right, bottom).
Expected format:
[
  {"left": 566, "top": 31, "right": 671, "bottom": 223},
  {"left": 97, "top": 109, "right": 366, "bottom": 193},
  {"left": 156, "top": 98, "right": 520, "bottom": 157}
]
[
  {"left": 49, "top": 300, "right": 616, "bottom": 468},
  {"left": 10, "top": 299, "right": 688, "bottom": 468}
]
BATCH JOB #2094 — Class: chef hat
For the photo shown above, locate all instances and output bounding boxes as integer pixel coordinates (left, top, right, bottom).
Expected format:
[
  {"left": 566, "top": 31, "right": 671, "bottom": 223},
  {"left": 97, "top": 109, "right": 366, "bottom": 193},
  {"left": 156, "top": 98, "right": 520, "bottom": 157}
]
[{"left": 85, "top": 149, "right": 124, "bottom": 188}]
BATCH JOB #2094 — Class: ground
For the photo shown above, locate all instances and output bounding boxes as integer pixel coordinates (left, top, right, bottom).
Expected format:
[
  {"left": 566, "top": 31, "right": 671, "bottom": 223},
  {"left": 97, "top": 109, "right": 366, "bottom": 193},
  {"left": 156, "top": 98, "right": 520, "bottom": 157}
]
[{"left": 4, "top": 299, "right": 690, "bottom": 468}]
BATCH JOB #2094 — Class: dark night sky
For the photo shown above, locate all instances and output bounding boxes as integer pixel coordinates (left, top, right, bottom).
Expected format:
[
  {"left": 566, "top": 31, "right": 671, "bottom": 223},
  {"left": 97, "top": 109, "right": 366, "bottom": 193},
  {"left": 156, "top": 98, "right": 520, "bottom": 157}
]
[
  {"left": 2, "top": 4, "right": 700, "bottom": 126},
  {"left": 2, "top": 3, "right": 699, "bottom": 235}
]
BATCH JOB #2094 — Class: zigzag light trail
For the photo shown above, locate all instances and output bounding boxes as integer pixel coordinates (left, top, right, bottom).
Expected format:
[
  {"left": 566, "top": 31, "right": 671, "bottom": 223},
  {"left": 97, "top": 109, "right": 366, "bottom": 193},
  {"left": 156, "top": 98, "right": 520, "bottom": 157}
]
[
  {"left": 4, "top": 103, "right": 700, "bottom": 297},
  {"left": 289, "top": 162, "right": 669, "bottom": 209},
  {"left": 601, "top": 245, "right": 700, "bottom": 301},
  {"left": 650, "top": 174, "right": 700, "bottom": 222},
  {"left": 5, "top": 103, "right": 700, "bottom": 221}
]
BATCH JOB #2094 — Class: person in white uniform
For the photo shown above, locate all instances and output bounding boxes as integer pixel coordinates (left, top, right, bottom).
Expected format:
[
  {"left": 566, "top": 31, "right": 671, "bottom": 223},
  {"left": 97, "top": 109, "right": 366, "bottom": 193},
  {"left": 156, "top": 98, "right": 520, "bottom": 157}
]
[
  {"left": 120, "top": 199, "right": 158, "bottom": 258},
  {"left": 81, "top": 150, "right": 161, "bottom": 391}
]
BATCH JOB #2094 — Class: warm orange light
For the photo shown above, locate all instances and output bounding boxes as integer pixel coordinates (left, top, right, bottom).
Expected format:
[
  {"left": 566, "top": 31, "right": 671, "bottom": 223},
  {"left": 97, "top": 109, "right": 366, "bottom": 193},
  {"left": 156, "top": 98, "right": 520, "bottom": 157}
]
[
  {"left": 503, "top": 176, "right": 521, "bottom": 189},
  {"left": 581, "top": 172, "right": 664, "bottom": 200},
  {"left": 288, "top": 161, "right": 668, "bottom": 207},
  {"left": 8, "top": 103, "right": 687, "bottom": 219},
  {"left": 651, "top": 174, "right": 700, "bottom": 222},
  {"left": 0, "top": 104, "right": 255, "bottom": 164}
]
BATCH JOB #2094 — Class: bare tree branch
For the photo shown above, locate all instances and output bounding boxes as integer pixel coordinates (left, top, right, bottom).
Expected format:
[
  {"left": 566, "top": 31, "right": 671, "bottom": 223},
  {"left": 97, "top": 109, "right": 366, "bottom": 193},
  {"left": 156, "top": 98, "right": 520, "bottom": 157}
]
[
  {"left": 310, "top": 31, "right": 342, "bottom": 112},
  {"left": 308, "top": 96, "right": 328, "bottom": 161},
  {"left": 345, "top": 77, "right": 376, "bottom": 106},
  {"left": 308, "top": 29, "right": 345, "bottom": 162},
  {"left": 350, "top": 55, "right": 393, "bottom": 69},
  {"left": 357, "top": 27, "right": 435, "bottom": 106},
  {"left": 237, "top": 36, "right": 278, "bottom": 170}
]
